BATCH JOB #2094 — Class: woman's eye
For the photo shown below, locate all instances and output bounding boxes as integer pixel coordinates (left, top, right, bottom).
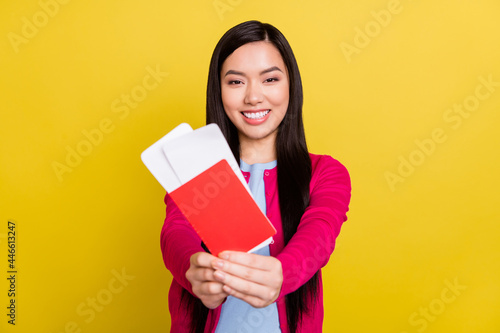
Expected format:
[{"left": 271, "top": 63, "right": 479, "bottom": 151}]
[
  {"left": 228, "top": 80, "right": 242, "bottom": 85},
  {"left": 264, "top": 77, "right": 279, "bottom": 83}
]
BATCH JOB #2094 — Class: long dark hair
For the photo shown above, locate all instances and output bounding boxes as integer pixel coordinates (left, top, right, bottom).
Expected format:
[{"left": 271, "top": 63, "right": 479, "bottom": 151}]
[{"left": 184, "top": 20, "right": 319, "bottom": 333}]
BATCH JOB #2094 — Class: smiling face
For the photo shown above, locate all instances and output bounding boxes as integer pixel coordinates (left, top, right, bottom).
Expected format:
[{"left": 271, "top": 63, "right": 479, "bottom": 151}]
[{"left": 220, "top": 41, "right": 289, "bottom": 145}]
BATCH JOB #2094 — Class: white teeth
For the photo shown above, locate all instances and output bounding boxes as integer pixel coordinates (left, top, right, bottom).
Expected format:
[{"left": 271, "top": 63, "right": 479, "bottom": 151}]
[{"left": 243, "top": 110, "right": 270, "bottom": 119}]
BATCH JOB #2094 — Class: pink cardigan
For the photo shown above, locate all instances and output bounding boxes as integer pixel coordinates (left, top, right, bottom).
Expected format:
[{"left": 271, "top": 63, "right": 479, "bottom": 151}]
[{"left": 160, "top": 153, "right": 351, "bottom": 332}]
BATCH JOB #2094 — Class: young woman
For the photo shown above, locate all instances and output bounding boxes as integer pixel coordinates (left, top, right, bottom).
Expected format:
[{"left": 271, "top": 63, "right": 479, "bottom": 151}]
[{"left": 161, "top": 20, "right": 351, "bottom": 333}]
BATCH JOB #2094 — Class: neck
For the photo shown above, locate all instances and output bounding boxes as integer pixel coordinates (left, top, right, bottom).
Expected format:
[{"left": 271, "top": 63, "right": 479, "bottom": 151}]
[{"left": 239, "top": 132, "right": 277, "bottom": 164}]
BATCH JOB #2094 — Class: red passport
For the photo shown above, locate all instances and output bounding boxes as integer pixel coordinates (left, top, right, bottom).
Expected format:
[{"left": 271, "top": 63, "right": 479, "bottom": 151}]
[{"left": 169, "top": 159, "right": 276, "bottom": 256}]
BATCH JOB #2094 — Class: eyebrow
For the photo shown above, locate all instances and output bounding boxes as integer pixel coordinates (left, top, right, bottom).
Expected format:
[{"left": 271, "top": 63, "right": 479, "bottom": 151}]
[{"left": 223, "top": 66, "right": 283, "bottom": 77}]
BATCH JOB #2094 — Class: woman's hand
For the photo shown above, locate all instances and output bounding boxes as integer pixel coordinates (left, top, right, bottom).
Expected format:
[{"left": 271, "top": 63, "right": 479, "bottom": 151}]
[
  {"left": 211, "top": 251, "right": 283, "bottom": 308},
  {"left": 186, "top": 252, "right": 229, "bottom": 309}
]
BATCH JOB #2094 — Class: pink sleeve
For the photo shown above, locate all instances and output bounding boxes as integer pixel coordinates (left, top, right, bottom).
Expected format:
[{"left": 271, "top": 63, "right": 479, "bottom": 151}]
[
  {"left": 160, "top": 192, "right": 205, "bottom": 296},
  {"left": 276, "top": 155, "right": 351, "bottom": 298}
]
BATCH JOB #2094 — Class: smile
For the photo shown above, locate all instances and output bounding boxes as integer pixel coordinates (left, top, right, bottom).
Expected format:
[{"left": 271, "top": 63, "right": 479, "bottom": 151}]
[{"left": 242, "top": 110, "right": 270, "bottom": 119}]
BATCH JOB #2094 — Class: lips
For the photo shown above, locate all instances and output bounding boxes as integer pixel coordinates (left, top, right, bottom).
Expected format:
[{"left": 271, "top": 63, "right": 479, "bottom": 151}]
[
  {"left": 240, "top": 109, "right": 272, "bottom": 125},
  {"left": 241, "top": 109, "right": 270, "bottom": 119}
]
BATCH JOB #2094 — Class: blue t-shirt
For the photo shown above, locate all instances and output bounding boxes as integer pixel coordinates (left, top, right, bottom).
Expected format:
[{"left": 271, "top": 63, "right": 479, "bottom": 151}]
[{"left": 214, "top": 159, "right": 281, "bottom": 333}]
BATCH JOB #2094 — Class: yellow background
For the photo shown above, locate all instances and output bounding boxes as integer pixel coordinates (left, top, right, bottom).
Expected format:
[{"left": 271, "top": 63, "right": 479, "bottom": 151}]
[{"left": 1, "top": 0, "right": 499, "bottom": 332}]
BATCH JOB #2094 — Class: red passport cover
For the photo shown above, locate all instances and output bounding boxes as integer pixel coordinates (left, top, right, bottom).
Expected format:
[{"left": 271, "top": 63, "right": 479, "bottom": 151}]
[{"left": 169, "top": 159, "right": 277, "bottom": 256}]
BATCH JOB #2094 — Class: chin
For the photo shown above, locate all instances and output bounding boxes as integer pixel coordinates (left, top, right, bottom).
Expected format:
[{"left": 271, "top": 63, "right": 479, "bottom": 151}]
[{"left": 240, "top": 127, "right": 277, "bottom": 141}]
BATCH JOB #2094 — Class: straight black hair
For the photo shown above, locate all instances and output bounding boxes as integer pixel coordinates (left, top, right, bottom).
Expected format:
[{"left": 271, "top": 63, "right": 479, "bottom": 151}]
[{"left": 183, "top": 20, "right": 319, "bottom": 333}]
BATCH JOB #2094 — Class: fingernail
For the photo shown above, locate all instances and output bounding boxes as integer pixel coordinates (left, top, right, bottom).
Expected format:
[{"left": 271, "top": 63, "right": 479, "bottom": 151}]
[
  {"left": 220, "top": 253, "right": 229, "bottom": 260},
  {"left": 214, "top": 260, "right": 224, "bottom": 268},
  {"left": 214, "top": 271, "right": 225, "bottom": 281}
]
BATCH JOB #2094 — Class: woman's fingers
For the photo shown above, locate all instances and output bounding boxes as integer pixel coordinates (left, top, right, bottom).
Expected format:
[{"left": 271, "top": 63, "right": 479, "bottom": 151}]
[
  {"left": 212, "top": 259, "right": 269, "bottom": 286},
  {"left": 214, "top": 269, "right": 280, "bottom": 305},
  {"left": 187, "top": 251, "right": 283, "bottom": 308},
  {"left": 212, "top": 252, "right": 282, "bottom": 286},
  {"left": 186, "top": 265, "right": 218, "bottom": 283},
  {"left": 193, "top": 280, "right": 226, "bottom": 296},
  {"left": 210, "top": 251, "right": 283, "bottom": 307},
  {"left": 186, "top": 252, "right": 221, "bottom": 286},
  {"left": 186, "top": 252, "right": 229, "bottom": 308},
  {"left": 190, "top": 251, "right": 218, "bottom": 269},
  {"left": 218, "top": 251, "right": 277, "bottom": 271},
  {"left": 222, "top": 285, "right": 274, "bottom": 308},
  {"left": 195, "top": 288, "right": 228, "bottom": 309}
]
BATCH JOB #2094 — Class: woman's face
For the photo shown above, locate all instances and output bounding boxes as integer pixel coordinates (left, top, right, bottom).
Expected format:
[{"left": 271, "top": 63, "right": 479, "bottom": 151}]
[{"left": 220, "top": 41, "right": 289, "bottom": 144}]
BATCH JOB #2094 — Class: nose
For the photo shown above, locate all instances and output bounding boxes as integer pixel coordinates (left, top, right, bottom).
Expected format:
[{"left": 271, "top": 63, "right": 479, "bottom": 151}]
[{"left": 244, "top": 81, "right": 263, "bottom": 105}]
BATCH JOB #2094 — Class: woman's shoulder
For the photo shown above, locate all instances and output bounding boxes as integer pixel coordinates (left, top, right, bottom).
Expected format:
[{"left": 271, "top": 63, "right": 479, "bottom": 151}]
[
  {"left": 309, "top": 153, "right": 348, "bottom": 172},
  {"left": 308, "top": 153, "right": 350, "bottom": 186}
]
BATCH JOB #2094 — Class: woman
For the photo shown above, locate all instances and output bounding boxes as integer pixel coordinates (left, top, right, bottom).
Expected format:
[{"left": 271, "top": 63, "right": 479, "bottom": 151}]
[{"left": 161, "top": 20, "right": 351, "bottom": 333}]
